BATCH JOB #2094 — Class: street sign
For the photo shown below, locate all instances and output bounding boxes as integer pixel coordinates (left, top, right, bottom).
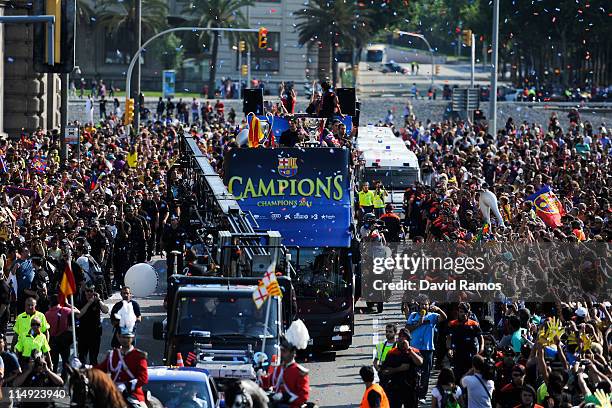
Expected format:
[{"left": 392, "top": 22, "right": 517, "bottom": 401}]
[
  {"left": 65, "top": 126, "right": 79, "bottom": 145},
  {"left": 162, "top": 70, "right": 176, "bottom": 98},
  {"left": 451, "top": 88, "right": 480, "bottom": 111}
]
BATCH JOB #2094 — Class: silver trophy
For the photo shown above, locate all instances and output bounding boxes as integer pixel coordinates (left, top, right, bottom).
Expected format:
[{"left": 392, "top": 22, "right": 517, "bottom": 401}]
[{"left": 301, "top": 117, "right": 327, "bottom": 143}]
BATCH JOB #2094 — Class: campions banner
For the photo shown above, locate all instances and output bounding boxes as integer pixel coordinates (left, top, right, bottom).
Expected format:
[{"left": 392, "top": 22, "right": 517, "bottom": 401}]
[{"left": 224, "top": 148, "right": 352, "bottom": 247}]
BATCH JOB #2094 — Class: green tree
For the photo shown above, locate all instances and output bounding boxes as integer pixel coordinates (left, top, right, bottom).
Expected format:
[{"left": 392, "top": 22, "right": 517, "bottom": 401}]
[
  {"left": 185, "top": 0, "right": 253, "bottom": 98},
  {"left": 96, "top": 0, "right": 168, "bottom": 64},
  {"left": 295, "top": 0, "right": 373, "bottom": 86},
  {"left": 149, "top": 33, "right": 185, "bottom": 70}
]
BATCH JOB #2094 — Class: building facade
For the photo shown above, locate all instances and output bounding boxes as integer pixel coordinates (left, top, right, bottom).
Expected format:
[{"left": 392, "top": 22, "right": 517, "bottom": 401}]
[{"left": 73, "top": 0, "right": 318, "bottom": 94}]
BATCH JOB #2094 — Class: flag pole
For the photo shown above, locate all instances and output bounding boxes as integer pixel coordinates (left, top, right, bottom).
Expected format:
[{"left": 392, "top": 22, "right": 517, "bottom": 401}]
[
  {"left": 261, "top": 295, "right": 272, "bottom": 355},
  {"left": 69, "top": 294, "right": 78, "bottom": 358}
]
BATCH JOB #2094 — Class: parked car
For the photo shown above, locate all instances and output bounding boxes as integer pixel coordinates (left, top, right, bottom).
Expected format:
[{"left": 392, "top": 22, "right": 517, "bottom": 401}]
[
  {"left": 144, "top": 366, "right": 220, "bottom": 408},
  {"left": 381, "top": 62, "right": 408, "bottom": 74}
]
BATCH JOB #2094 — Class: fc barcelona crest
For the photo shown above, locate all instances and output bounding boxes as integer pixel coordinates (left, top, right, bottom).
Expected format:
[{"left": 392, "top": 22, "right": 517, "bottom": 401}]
[{"left": 278, "top": 157, "right": 298, "bottom": 178}]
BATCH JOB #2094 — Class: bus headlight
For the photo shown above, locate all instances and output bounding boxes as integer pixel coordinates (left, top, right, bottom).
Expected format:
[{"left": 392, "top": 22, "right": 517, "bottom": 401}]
[{"left": 334, "top": 325, "right": 351, "bottom": 333}]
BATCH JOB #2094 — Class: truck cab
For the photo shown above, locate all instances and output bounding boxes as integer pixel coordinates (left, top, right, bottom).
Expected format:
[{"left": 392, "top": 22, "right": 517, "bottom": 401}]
[{"left": 153, "top": 275, "right": 294, "bottom": 382}]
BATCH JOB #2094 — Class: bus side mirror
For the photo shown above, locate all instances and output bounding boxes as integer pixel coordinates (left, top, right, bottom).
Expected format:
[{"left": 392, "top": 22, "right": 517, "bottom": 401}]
[{"left": 153, "top": 321, "right": 165, "bottom": 340}]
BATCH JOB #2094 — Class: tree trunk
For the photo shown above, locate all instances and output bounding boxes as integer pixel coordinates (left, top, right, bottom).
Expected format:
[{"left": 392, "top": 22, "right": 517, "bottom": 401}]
[
  {"left": 207, "top": 31, "right": 219, "bottom": 99},
  {"left": 317, "top": 42, "right": 331, "bottom": 80}
]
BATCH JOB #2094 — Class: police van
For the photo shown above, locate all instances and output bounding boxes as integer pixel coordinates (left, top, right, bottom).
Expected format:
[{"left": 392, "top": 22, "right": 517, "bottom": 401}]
[{"left": 355, "top": 126, "right": 421, "bottom": 214}]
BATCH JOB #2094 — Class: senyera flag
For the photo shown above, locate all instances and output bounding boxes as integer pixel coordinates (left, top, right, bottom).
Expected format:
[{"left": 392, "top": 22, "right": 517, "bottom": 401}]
[{"left": 59, "top": 262, "right": 77, "bottom": 305}]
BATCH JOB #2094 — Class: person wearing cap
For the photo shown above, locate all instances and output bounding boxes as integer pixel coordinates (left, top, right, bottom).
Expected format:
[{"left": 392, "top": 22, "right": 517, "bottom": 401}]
[
  {"left": 447, "top": 302, "right": 483, "bottom": 380},
  {"left": 15, "top": 316, "right": 52, "bottom": 370},
  {"left": 496, "top": 364, "right": 526, "bottom": 408},
  {"left": 95, "top": 326, "right": 148, "bottom": 407},
  {"left": 260, "top": 332, "right": 310, "bottom": 408},
  {"left": 360, "top": 365, "right": 390, "bottom": 408},
  {"left": 379, "top": 328, "right": 423, "bottom": 408}
]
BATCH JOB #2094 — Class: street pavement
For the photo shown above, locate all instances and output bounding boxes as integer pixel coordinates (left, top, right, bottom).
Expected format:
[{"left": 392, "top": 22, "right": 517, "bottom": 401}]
[{"left": 95, "top": 259, "right": 430, "bottom": 407}]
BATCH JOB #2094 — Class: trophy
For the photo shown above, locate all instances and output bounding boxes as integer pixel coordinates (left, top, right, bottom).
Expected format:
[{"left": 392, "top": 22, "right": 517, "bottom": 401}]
[
  {"left": 241, "top": 112, "right": 275, "bottom": 147},
  {"left": 301, "top": 117, "right": 327, "bottom": 144}
]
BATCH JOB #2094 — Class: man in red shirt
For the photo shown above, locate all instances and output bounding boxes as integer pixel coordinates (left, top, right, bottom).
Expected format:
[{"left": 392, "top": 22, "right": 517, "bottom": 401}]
[
  {"left": 95, "top": 327, "right": 148, "bottom": 407},
  {"left": 214, "top": 99, "right": 225, "bottom": 117},
  {"left": 44, "top": 295, "right": 80, "bottom": 377}
]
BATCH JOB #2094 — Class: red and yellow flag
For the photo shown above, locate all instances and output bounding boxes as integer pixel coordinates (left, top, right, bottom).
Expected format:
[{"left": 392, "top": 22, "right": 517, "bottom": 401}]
[
  {"left": 248, "top": 115, "right": 263, "bottom": 148},
  {"left": 59, "top": 262, "right": 77, "bottom": 305}
]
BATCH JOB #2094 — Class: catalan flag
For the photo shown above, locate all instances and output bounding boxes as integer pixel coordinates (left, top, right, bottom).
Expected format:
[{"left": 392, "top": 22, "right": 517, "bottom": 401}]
[
  {"left": 58, "top": 261, "right": 77, "bottom": 306},
  {"left": 252, "top": 282, "right": 268, "bottom": 309},
  {"left": 267, "top": 280, "right": 282, "bottom": 298},
  {"left": 248, "top": 115, "right": 263, "bottom": 148}
]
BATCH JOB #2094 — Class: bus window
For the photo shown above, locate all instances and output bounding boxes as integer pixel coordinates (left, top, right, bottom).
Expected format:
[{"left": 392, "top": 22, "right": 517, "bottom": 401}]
[
  {"left": 289, "top": 248, "right": 350, "bottom": 299},
  {"left": 366, "top": 49, "right": 384, "bottom": 63}
]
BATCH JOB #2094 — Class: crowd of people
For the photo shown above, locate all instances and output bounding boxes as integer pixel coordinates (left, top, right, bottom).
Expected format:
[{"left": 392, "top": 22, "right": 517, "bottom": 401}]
[{"left": 0, "top": 74, "right": 609, "bottom": 407}]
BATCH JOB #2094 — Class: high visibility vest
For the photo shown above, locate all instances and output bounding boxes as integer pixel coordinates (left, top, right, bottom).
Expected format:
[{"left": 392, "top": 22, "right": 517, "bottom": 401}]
[
  {"left": 373, "top": 190, "right": 386, "bottom": 209},
  {"left": 360, "top": 383, "right": 390, "bottom": 408},
  {"left": 375, "top": 341, "right": 394, "bottom": 363},
  {"left": 359, "top": 190, "right": 375, "bottom": 207}
]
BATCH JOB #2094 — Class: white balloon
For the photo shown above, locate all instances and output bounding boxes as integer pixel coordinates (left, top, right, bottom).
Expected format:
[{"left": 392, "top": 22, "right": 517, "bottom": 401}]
[{"left": 124, "top": 263, "right": 158, "bottom": 298}]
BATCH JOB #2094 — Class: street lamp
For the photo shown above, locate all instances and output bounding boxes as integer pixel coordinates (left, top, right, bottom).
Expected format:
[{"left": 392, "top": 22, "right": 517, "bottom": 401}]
[{"left": 394, "top": 30, "right": 435, "bottom": 87}]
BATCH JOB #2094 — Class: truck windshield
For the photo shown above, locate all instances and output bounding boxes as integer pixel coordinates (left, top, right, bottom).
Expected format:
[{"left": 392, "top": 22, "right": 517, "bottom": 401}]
[
  {"left": 289, "top": 247, "right": 350, "bottom": 299},
  {"left": 176, "top": 295, "right": 278, "bottom": 338},
  {"left": 363, "top": 168, "right": 419, "bottom": 190}
]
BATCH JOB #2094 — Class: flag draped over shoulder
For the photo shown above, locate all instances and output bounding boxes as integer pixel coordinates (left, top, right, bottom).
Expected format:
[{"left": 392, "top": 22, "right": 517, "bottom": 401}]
[
  {"left": 525, "top": 185, "right": 564, "bottom": 228},
  {"left": 248, "top": 115, "right": 263, "bottom": 148},
  {"left": 59, "top": 262, "right": 77, "bottom": 305}
]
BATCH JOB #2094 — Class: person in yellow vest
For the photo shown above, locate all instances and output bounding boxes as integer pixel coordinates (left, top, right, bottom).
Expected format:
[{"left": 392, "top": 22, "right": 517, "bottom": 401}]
[
  {"left": 373, "top": 323, "right": 397, "bottom": 372},
  {"left": 12, "top": 297, "right": 50, "bottom": 350},
  {"left": 358, "top": 182, "right": 375, "bottom": 218},
  {"left": 360, "top": 365, "right": 390, "bottom": 408},
  {"left": 373, "top": 182, "right": 388, "bottom": 218},
  {"left": 15, "top": 317, "right": 53, "bottom": 370}
]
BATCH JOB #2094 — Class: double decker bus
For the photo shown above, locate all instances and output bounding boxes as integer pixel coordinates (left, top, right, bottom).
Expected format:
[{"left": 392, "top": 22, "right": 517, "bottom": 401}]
[{"left": 223, "top": 146, "right": 356, "bottom": 350}]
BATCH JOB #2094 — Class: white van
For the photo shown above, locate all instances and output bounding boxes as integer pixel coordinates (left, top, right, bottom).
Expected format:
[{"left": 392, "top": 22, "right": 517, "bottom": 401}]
[{"left": 355, "top": 126, "right": 421, "bottom": 213}]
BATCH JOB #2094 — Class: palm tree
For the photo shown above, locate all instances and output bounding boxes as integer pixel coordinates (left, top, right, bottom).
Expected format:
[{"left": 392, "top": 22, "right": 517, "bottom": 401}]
[
  {"left": 96, "top": 0, "right": 168, "bottom": 64},
  {"left": 295, "top": 0, "right": 372, "bottom": 87},
  {"left": 186, "top": 0, "right": 254, "bottom": 98}
]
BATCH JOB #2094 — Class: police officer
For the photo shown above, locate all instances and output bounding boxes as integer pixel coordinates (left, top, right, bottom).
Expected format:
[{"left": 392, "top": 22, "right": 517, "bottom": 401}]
[
  {"left": 358, "top": 183, "right": 375, "bottom": 220},
  {"left": 373, "top": 182, "right": 388, "bottom": 218},
  {"left": 373, "top": 324, "right": 397, "bottom": 372}
]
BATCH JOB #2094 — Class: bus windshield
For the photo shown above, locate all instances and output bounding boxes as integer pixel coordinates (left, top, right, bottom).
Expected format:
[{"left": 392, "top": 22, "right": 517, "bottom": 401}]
[
  {"left": 366, "top": 49, "right": 384, "bottom": 63},
  {"left": 176, "top": 294, "right": 278, "bottom": 338},
  {"left": 289, "top": 247, "right": 350, "bottom": 299},
  {"left": 363, "top": 167, "right": 419, "bottom": 190}
]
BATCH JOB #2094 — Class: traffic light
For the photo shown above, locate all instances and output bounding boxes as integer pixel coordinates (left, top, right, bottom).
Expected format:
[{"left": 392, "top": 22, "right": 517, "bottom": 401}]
[
  {"left": 462, "top": 29, "right": 473, "bottom": 46},
  {"left": 435, "top": 65, "right": 441, "bottom": 76},
  {"left": 124, "top": 98, "right": 135, "bottom": 125},
  {"left": 258, "top": 27, "right": 268, "bottom": 49},
  {"left": 241, "top": 65, "right": 248, "bottom": 76},
  {"left": 33, "top": 0, "right": 77, "bottom": 73},
  {"left": 239, "top": 40, "right": 246, "bottom": 52}
]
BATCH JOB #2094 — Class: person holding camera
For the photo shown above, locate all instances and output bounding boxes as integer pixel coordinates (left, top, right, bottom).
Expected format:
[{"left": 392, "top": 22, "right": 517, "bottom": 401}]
[
  {"left": 76, "top": 282, "right": 109, "bottom": 365},
  {"left": 45, "top": 295, "right": 80, "bottom": 377},
  {"left": 12, "top": 349, "right": 63, "bottom": 394},
  {"left": 406, "top": 294, "right": 447, "bottom": 402}
]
